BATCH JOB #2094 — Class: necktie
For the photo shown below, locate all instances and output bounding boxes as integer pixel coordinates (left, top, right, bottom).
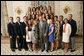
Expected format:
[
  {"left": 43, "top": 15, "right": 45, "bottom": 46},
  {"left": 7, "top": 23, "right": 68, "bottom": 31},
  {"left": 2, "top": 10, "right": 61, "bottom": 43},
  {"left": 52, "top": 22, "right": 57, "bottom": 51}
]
[
  {"left": 18, "top": 22, "right": 20, "bottom": 25},
  {"left": 63, "top": 24, "right": 66, "bottom": 33}
]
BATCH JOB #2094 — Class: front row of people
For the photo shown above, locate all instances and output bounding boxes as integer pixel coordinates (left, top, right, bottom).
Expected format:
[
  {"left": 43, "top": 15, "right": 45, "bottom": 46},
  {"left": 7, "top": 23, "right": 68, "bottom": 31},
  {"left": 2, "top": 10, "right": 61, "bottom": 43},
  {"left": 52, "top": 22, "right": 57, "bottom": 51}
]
[{"left": 7, "top": 14, "right": 77, "bottom": 53}]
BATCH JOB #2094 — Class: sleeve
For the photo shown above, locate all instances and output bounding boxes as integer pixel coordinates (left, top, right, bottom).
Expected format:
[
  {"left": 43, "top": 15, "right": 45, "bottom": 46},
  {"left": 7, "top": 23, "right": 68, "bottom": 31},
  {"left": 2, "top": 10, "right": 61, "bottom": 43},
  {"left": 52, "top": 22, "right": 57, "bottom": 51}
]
[
  {"left": 52, "top": 25, "right": 54, "bottom": 28},
  {"left": 26, "top": 27, "right": 28, "bottom": 34},
  {"left": 69, "top": 24, "right": 71, "bottom": 36},
  {"left": 74, "top": 21, "right": 77, "bottom": 34},
  {"left": 7, "top": 24, "right": 12, "bottom": 36},
  {"left": 14, "top": 23, "right": 18, "bottom": 36},
  {"left": 21, "top": 23, "right": 25, "bottom": 36}
]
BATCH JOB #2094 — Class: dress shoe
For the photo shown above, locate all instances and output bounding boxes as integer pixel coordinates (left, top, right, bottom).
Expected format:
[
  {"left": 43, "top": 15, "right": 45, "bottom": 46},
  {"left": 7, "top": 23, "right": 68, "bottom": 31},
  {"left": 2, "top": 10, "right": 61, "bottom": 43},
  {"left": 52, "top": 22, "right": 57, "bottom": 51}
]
[
  {"left": 41, "top": 50, "right": 44, "bottom": 52},
  {"left": 61, "top": 48, "right": 64, "bottom": 50},
  {"left": 14, "top": 47, "right": 17, "bottom": 49},
  {"left": 50, "top": 49, "right": 54, "bottom": 52},
  {"left": 71, "top": 49, "right": 75, "bottom": 52},
  {"left": 25, "top": 49, "right": 28, "bottom": 51},
  {"left": 18, "top": 49, "right": 22, "bottom": 51},
  {"left": 11, "top": 49, "right": 15, "bottom": 52},
  {"left": 45, "top": 50, "right": 48, "bottom": 52}
]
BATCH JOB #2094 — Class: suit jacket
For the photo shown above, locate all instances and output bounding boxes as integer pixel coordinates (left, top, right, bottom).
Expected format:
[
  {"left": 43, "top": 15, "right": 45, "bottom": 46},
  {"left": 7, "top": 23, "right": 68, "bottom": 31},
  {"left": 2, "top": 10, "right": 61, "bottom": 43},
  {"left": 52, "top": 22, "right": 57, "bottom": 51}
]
[
  {"left": 22, "top": 22, "right": 27, "bottom": 36},
  {"left": 68, "top": 19, "right": 77, "bottom": 37},
  {"left": 60, "top": 21, "right": 64, "bottom": 36},
  {"left": 38, "top": 21, "right": 48, "bottom": 43},
  {"left": 7, "top": 22, "right": 16, "bottom": 37},
  {"left": 15, "top": 22, "right": 23, "bottom": 37}
]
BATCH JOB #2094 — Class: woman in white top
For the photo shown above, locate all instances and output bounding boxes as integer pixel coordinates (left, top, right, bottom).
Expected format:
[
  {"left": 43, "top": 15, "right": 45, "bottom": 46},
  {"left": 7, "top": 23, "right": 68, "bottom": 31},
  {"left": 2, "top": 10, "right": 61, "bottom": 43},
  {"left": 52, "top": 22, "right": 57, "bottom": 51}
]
[
  {"left": 62, "top": 18, "right": 71, "bottom": 52},
  {"left": 26, "top": 20, "right": 32, "bottom": 52},
  {"left": 46, "top": 15, "right": 50, "bottom": 26}
]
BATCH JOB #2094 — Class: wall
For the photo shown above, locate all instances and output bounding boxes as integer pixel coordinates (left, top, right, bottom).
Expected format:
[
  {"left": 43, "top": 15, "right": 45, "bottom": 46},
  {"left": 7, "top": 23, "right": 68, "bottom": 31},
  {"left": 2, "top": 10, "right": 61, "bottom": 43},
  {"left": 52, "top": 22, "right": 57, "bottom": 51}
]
[
  {"left": 6, "top": 1, "right": 32, "bottom": 22},
  {"left": 1, "top": 1, "right": 9, "bottom": 36}
]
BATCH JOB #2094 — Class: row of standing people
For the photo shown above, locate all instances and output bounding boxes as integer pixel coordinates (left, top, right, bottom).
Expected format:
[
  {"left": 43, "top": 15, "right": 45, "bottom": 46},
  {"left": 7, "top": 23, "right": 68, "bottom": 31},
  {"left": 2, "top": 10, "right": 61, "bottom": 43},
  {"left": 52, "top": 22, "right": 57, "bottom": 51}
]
[{"left": 7, "top": 14, "right": 77, "bottom": 53}]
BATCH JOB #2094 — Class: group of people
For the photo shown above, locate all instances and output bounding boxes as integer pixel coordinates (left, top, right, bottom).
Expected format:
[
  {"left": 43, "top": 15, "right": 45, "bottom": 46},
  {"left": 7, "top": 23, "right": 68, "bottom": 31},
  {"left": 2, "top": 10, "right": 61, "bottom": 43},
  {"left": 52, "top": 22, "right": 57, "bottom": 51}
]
[{"left": 7, "top": 5, "right": 77, "bottom": 53}]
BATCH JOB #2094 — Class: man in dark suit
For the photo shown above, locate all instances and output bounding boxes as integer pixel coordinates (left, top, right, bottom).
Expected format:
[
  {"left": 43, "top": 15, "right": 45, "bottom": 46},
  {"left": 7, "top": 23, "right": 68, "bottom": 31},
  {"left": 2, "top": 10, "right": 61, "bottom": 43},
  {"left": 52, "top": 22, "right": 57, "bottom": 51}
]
[
  {"left": 22, "top": 16, "right": 28, "bottom": 51},
  {"left": 59, "top": 15, "right": 64, "bottom": 49},
  {"left": 15, "top": 17, "right": 23, "bottom": 51},
  {"left": 68, "top": 14, "right": 77, "bottom": 52},
  {"left": 38, "top": 16, "right": 48, "bottom": 52},
  {"left": 7, "top": 17, "right": 16, "bottom": 52}
]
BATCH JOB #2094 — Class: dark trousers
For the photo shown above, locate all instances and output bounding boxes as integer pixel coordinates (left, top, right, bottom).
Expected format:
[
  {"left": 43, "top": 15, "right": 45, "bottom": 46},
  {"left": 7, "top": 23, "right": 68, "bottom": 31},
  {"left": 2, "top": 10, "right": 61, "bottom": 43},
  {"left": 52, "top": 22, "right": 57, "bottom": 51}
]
[
  {"left": 17, "top": 36, "right": 23, "bottom": 49},
  {"left": 22, "top": 38, "right": 28, "bottom": 49},
  {"left": 10, "top": 37, "right": 16, "bottom": 50},
  {"left": 59, "top": 35, "right": 64, "bottom": 48}
]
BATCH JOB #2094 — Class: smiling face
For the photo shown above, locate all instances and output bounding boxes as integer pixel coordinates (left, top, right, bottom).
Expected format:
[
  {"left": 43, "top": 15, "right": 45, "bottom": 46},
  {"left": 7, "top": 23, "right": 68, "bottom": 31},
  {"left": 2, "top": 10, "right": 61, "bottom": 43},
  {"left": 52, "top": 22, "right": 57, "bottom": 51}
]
[
  {"left": 32, "top": 15, "right": 35, "bottom": 19},
  {"left": 28, "top": 7, "right": 31, "bottom": 12},
  {"left": 42, "top": 14, "right": 45, "bottom": 18},
  {"left": 39, "top": 16, "right": 43, "bottom": 21},
  {"left": 68, "top": 14, "right": 72, "bottom": 20},
  {"left": 64, "top": 19, "right": 68, "bottom": 24},
  {"left": 10, "top": 17, "right": 13, "bottom": 22},
  {"left": 49, "top": 19, "right": 53, "bottom": 24},
  {"left": 17, "top": 17, "right": 20, "bottom": 22},
  {"left": 48, "top": 6, "right": 51, "bottom": 10},
  {"left": 54, "top": 17, "right": 58, "bottom": 21},
  {"left": 46, "top": 16, "right": 49, "bottom": 20},
  {"left": 59, "top": 16, "right": 63, "bottom": 21},
  {"left": 28, "top": 20, "right": 32, "bottom": 25},
  {"left": 23, "top": 16, "right": 27, "bottom": 22},
  {"left": 34, "top": 20, "right": 37, "bottom": 25}
]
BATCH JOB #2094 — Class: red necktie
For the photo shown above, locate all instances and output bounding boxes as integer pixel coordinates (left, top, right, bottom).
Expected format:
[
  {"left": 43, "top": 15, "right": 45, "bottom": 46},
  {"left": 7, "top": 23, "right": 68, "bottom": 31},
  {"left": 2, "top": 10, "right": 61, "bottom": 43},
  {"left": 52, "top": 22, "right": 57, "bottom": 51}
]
[{"left": 63, "top": 24, "right": 66, "bottom": 33}]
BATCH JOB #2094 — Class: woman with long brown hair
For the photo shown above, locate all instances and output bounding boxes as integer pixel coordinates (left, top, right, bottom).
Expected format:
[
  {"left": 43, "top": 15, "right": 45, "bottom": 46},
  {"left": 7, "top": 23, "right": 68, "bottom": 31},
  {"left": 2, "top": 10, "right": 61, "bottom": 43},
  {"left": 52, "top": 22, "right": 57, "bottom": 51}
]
[
  {"left": 26, "top": 19, "right": 32, "bottom": 52},
  {"left": 31, "top": 20, "right": 38, "bottom": 52},
  {"left": 54, "top": 16, "right": 60, "bottom": 50}
]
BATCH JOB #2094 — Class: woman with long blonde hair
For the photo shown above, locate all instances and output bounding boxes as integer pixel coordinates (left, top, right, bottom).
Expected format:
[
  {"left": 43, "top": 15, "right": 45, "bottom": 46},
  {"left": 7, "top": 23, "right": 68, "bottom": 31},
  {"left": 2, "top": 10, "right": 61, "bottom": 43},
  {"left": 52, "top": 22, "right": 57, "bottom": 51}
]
[{"left": 31, "top": 20, "right": 38, "bottom": 52}]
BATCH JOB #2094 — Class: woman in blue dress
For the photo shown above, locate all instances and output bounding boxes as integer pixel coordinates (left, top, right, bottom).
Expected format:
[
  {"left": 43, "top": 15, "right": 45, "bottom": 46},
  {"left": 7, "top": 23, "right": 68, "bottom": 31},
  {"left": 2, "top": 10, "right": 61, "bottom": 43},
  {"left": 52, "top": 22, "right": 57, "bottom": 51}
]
[{"left": 48, "top": 19, "right": 55, "bottom": 52}]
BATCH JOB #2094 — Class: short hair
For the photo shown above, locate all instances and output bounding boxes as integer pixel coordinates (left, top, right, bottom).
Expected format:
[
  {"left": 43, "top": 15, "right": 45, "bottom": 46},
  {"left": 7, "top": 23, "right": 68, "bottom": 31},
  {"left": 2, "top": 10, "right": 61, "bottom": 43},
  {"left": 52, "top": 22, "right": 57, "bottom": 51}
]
[
  {"left": 69, "top": 14, "right": 73, "bottom": 17},
  {"left": 47, "top": 14, "right": 50, "bottom": 19},
  {"left": 17, "top": 16, "right": 20, "bottom": 19},
  {"left": 59, "top": 15, "right": 63, "bottom": 18},
  {"left": 64, "top": 18, "right": 68, "bottom": 22},
  {"left": 23, "top": 16, "right": 26, "bottom": 19},
  {"left": 40, "top": 5, "right": 43, "bottom": 9},
  {"left": 54, "top": 15, "right": 58, "bottom": 19},
  {"left": 10, "top": 17, "right": 13, "bottom": 19},
  {"left": 36, "top": 7, "right": 39, "bottom": 10}
]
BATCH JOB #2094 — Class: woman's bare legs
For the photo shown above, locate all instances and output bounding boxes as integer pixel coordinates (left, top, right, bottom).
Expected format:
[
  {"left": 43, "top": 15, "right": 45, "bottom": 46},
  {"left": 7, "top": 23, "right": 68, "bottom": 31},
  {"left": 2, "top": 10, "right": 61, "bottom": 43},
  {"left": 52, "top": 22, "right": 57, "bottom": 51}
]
[
  {"left": 27, "top": 44, "right": 32, "bottom": 51},
  {"left": 33, "top": 43, "right": 36, "bottom": 51},
  {"left": 65, "top": 43, "right": 68, "bottom": 52},
  {"left": 55, "top": 40, "right": 59, "bottom": 49},
  {"left": 51, "top": 42, "right": 54, "bottom": 51}
]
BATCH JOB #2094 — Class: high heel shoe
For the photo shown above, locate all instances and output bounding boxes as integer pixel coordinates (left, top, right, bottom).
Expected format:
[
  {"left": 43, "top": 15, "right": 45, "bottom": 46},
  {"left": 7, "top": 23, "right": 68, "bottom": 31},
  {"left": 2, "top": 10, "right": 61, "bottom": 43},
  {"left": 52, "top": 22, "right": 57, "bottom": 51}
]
[{"left": 50, "top": 49, "right": 53, "bottom": 52}]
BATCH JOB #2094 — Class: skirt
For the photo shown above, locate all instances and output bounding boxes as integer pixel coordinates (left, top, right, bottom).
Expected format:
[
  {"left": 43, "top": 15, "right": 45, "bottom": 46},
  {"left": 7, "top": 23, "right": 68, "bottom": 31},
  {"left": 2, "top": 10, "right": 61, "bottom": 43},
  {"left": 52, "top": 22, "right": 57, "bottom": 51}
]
[
  {"left": 26, "top": 31, "right": 32, "bottom": 42},
  {"left": 62, "top": 33, "right": 70, "bottom": 43}
]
